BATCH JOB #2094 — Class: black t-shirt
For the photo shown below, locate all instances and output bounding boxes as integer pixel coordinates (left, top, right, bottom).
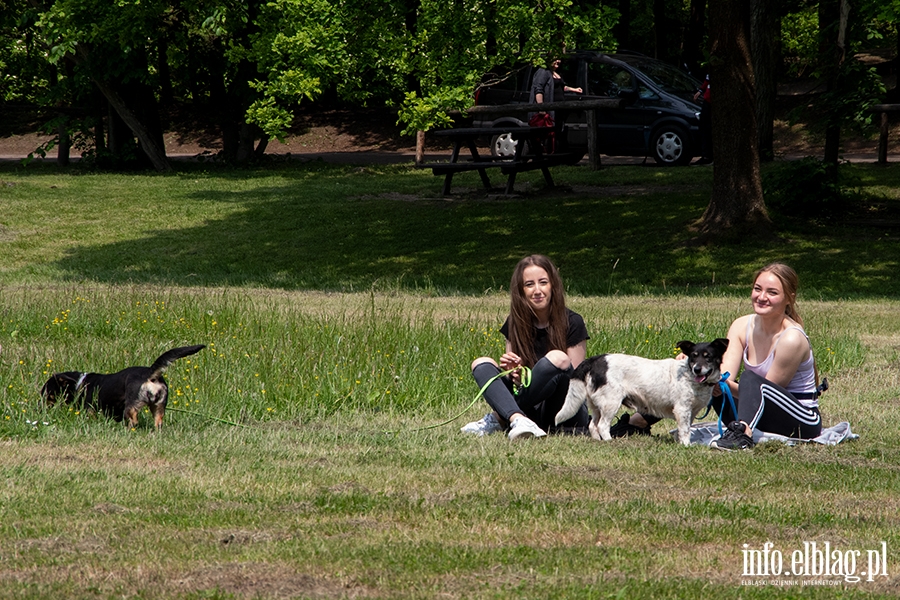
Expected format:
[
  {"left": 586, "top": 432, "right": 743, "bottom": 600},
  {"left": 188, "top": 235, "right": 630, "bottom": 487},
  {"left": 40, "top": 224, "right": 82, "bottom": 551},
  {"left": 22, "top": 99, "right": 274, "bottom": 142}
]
[
  {"left": 500, "top": 309, "right": 589, "bottom": 361},
  {"left": 553, "top": 76, "right": 566, "bottom": 100}
]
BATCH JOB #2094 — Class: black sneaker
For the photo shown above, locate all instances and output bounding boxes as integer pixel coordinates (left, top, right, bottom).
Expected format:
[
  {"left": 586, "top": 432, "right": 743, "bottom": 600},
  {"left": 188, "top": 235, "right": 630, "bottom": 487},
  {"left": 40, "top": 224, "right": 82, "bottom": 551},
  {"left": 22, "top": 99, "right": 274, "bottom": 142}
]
[
  {"left": 609, "top": 413, "right": 651, "bottom": 438},
  {"left": 711, "top": 421, "right": 755, "bottom": 451}
]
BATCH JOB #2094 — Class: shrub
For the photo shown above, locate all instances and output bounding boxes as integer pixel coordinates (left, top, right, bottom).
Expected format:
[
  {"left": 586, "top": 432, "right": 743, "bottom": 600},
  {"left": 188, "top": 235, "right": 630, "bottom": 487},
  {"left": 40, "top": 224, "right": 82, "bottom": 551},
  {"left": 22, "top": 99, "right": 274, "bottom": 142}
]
[{"left": 762, "top": 158, "right": 859, "bottom": 220}]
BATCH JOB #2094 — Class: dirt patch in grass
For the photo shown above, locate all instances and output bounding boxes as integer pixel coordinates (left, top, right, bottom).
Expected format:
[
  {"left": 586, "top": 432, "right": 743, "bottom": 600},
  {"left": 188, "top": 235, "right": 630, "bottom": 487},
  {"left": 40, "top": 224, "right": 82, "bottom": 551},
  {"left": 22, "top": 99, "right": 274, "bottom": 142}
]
[
  {"left": 177, "top": 562, "right": 374, "bottom": 599},
  {"left": 0, "top": 563, "right": 374, "bottom": 600}
]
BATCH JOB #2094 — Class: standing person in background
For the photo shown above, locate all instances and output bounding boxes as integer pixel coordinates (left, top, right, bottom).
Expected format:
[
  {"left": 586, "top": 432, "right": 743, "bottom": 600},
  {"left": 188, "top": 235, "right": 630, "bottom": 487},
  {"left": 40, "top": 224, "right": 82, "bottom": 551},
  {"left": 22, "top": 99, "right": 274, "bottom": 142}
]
[
  {"left": 530, "top": 57, "right": 582, "bottom": 153},
  {"left": 693, "top": 74, "right": 713, "bottom": 165},
  {"left": 462, "top": 255, "right": 590, "bottom": 440},
  {"left": 531, "top": 57, "right": 583, "bottom": 115}
]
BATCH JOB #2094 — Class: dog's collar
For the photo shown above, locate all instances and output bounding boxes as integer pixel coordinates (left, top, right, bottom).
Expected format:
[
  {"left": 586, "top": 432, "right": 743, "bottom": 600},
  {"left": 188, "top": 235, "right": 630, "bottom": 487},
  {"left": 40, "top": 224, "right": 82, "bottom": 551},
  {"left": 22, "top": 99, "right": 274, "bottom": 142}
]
[{"left": 75, "top": 372, "right": 88, "bottom": 390}]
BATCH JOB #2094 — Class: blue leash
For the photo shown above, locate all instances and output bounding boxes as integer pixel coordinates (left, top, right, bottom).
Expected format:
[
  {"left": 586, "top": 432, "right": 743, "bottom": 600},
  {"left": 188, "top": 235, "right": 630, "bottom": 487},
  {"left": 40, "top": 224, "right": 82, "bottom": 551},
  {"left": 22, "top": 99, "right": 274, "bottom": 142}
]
[
  {"left": 697, "top": 371, "right": 738, "bottom": 435},
  {"left": 716, "top": 371, "right": 738, "bottom": 435}
]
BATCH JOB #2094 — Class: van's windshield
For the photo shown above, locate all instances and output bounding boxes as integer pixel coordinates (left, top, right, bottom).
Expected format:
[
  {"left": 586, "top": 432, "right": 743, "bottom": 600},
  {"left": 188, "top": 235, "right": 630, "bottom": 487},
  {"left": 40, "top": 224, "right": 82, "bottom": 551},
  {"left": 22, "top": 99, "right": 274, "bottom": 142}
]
[{"left": 618, "top": 56, "right": 700, "bottom": 99}]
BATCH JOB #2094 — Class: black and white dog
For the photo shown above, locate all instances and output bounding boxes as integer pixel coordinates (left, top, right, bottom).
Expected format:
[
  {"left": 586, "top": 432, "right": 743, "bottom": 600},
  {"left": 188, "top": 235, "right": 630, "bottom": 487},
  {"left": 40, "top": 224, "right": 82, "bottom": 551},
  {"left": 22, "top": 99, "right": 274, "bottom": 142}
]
[
  {"left": 555, "top": 339, "right": 729, "bottom": 445},
  {"left": 41, "top": 345, "right": 205, "bottom": 429}
]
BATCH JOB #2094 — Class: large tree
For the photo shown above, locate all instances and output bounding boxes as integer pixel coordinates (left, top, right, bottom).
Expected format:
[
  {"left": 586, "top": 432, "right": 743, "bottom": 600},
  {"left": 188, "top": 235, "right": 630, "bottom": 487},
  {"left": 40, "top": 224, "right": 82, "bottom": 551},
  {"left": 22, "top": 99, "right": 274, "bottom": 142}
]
[
  {"left": 751, "top": 0, "right": 779, "bottom": 161},
  {"left": 36, "top": 0, "right": 173, "bottom": 170},
  {"left": 697, "top": 0, "right": 772, "bottom": 241}
]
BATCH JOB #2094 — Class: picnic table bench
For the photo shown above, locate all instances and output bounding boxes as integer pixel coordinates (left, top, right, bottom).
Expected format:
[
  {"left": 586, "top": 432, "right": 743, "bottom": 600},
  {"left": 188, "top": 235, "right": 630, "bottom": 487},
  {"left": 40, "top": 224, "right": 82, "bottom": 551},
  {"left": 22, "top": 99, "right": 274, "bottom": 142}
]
[
  {"left": 871, "top": 104, "right": 900, "bottom": 164},
  {"left": 419, "top": 126, "right": 579, "bottom": 195}
]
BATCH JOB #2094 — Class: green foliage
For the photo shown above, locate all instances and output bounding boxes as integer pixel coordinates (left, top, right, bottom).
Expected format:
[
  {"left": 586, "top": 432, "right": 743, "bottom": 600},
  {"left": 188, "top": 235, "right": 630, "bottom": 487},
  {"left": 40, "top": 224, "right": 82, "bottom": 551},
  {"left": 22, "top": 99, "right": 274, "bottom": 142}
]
[
  {"left": 781, "top": 7, "right": 820, "bottom": 77},
  {"left": 797, "top": 58, "right": 888, "bottom": 138},
  {"left": 783, "top": 0, "right": 890, "bottom": 146},
  {"left": 247, "top": 0, "right": 349, "bottom": 138}
]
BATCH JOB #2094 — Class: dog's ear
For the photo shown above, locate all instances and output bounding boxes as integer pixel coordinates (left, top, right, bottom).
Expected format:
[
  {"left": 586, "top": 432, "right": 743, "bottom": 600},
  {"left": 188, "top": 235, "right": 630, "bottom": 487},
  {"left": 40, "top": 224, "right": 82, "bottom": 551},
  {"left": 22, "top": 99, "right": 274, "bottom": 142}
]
[
  {"left": 49, "top": 372, "right": 82, "bottom": 386},
  {"left": 41, "top": 372, "right": 82, "bottom": 403},
  {"left": 711, "top": 338, "right": 730, "bottom": 353},
  {"left": 675, "top": 340, "right": 695, "bottom": 355}
]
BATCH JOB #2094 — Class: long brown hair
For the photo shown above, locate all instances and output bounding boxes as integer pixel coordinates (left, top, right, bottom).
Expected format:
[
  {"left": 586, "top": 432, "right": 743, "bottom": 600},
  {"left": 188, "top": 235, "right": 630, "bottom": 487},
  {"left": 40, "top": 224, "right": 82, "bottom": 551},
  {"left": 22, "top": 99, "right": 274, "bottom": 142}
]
[
  {"left": 507, "top": 255, "right": 568, "bottom": 367},
  {"left": 754, "top": 262, "right": 803, "bottom": 326}
]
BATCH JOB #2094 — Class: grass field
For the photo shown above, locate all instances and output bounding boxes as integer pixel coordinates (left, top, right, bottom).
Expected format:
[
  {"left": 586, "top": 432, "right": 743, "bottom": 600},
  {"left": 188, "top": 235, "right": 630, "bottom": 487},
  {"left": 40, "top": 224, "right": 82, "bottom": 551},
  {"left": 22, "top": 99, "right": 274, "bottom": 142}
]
[{"left": 1, "top": 159, "right": 899, "bottom": 599}]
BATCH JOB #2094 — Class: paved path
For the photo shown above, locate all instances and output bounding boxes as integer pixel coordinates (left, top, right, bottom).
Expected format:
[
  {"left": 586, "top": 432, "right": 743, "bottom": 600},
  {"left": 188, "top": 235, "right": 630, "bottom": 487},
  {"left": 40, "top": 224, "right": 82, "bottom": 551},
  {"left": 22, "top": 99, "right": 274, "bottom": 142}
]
[{"left": 1, "top": 149, "right": 894, "bottom": 166}]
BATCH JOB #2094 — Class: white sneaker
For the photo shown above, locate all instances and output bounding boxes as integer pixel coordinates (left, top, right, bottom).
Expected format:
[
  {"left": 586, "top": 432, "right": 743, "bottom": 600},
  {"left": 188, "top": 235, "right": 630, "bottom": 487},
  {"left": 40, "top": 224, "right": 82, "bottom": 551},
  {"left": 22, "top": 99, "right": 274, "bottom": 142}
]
[
  {"left": 461, "top": 413, "right": 504, "bottom": 436},
  {"left": 507, "top": 416, "right": 547, "bottom": 440}
]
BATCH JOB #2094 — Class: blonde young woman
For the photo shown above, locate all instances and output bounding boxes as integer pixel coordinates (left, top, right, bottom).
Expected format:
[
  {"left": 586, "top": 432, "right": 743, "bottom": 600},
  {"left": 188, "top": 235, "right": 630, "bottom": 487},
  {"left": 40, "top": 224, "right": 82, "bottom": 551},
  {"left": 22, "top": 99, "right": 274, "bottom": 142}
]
[
  {"left": 462, "top": 255, "right": 590, "bottom": 440},
  {"left": 613, "top": 263, "right": 823, "bottom": 449},
  {"left": 710, "top": 262, "right": 823, "bottom": 449}
]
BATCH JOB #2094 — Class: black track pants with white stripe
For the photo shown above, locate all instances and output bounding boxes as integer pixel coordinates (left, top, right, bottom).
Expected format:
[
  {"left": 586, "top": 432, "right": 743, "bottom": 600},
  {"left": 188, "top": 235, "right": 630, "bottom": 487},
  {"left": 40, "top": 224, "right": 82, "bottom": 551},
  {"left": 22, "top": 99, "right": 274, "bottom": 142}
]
[{"left": 712, "top": 370, "right": 822, "bottom": 439}]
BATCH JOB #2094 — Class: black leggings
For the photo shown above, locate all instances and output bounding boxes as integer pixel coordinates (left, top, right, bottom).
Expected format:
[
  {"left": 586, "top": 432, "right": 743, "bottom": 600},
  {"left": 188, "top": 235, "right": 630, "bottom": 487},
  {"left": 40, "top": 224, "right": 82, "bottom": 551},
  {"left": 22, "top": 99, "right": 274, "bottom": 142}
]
[{"left": 472, "top": 357, "right": 589, "bottom": 432}]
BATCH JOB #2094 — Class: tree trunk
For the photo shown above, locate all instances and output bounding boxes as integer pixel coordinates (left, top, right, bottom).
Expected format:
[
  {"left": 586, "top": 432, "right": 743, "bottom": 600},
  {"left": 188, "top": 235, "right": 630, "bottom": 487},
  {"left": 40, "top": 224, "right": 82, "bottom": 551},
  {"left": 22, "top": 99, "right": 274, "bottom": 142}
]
[
  {"left": 107, "top": 97, "right": 132, "bottom": 158},
  {"left": 750, "top": 0, "right": 778, "bottom": 162},
  {"left": 254, "top": 134, "right": 270, "bottom": 158},
  {"left": 95, "top": 78, "right": 171, "bottom": 172},
  {"left": 57, "top": 114, "right": 70, "bottom": 166},
  {"left": 73, "top": 44, "right": 171, "bottom": 172},
  {"left": 216, "top": 2, "right": 264, "bottom": 163},
  {"left": 819, "top": 0, "right": 846, "bottom": 176},
  {"left": 93, "top": 88, "right": 106, "bottom": 155},
  {"left": 652, "top": 0, "right": 679, "bottom": 64},
  {"left": 698, "top": 0, "right": 772, "bottom": 242},
  {"left": 157, "top": 36, "right": 173, "bottom": 108},
  {"left": 653, "top": 0, "right": 665, "bottom": 59}
]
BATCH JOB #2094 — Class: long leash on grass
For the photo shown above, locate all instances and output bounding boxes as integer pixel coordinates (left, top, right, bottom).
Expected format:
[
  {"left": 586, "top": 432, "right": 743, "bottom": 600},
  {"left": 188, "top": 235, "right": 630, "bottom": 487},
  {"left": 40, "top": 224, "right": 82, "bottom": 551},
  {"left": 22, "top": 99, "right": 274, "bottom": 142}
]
[
  {"left": 166, "top": 406, "right": 250, "bottom": 428},
  {"left": 384, "top": 365, "right": 531, "bottom": 434}
]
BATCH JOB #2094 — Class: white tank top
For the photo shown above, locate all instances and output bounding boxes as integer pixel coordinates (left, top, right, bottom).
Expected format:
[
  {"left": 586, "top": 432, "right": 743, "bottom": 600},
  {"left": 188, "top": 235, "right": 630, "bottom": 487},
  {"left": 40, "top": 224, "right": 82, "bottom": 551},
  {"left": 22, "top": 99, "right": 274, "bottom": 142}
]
[{"left": 743, "top": 315, "right": 818, "bottom": 406}]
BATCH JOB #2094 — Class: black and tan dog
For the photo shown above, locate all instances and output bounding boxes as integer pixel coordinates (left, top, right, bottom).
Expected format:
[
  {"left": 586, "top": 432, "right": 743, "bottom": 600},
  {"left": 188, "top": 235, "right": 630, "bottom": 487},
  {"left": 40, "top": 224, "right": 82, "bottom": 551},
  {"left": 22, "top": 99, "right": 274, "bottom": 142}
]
[{"left": 41, "top": 345, "right": 205, "bottom": 429}]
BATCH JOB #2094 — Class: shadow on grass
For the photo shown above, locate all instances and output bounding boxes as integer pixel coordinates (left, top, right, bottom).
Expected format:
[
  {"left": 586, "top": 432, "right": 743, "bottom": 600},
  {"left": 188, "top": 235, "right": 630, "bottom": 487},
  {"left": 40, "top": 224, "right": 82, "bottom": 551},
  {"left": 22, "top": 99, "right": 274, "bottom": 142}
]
[{"left": 46, "top": 164, "right": 900, "bottom": 299}]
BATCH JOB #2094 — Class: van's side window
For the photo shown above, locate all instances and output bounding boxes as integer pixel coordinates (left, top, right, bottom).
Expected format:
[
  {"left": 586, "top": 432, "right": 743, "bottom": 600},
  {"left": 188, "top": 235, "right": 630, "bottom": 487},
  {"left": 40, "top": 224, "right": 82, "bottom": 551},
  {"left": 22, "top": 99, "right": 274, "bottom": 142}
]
[{"left": 588, "top": 63, "right": 633, "bottom": 97}]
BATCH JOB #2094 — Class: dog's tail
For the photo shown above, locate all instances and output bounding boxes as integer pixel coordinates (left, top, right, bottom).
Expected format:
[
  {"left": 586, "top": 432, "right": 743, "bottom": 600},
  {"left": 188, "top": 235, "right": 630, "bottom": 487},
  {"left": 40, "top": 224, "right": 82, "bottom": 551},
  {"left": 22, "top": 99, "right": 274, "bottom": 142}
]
[
  {"left": 149, "top": 345, "right": 206, "bottom": 378},
  {"left": 554, "top": 379, "right": 588, "bottom": 426}
]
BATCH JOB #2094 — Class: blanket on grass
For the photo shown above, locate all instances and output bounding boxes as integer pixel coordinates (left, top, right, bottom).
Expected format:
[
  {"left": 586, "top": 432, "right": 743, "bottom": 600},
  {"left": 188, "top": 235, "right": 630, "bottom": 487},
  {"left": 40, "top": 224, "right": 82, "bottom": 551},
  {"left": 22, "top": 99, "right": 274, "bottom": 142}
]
[{"left": 679, "top": 421, "right": 858, "bottom": 447}]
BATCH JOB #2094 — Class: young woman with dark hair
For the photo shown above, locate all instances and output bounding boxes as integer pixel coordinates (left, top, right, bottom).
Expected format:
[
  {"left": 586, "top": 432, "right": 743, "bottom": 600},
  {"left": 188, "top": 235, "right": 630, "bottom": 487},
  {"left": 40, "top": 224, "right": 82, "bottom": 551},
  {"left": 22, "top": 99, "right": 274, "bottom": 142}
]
[{"left": 462, "top": 255, "right": 590, "bottom": 440}]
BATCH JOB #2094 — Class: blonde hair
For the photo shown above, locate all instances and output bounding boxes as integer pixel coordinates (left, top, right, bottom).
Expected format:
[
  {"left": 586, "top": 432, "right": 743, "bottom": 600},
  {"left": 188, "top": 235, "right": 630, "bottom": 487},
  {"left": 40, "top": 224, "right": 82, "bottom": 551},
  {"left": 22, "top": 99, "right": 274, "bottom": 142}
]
[{"left": 754, "top": 262, "right": 802, "bottom": 326}]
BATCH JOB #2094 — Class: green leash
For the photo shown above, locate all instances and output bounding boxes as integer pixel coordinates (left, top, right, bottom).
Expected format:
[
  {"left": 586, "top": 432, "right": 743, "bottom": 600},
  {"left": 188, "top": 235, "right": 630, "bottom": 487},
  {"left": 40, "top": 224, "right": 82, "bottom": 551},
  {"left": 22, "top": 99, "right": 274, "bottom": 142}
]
[
  {"left": 166, "top": 406, "right": 250, "bottom": 428},
  {"left": 385, "top": 365, "right": 532, "bottom": 434}
]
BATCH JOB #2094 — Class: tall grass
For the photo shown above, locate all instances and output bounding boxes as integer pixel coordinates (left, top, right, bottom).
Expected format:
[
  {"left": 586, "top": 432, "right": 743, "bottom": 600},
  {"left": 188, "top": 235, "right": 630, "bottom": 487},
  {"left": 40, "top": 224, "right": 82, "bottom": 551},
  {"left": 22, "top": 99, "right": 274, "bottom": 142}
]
[
  {"left": 0, "top": 285, "right": 871, "bottom": 429},
  {"left": 1, "top": 161, "right": 899, "bottom": 598}
]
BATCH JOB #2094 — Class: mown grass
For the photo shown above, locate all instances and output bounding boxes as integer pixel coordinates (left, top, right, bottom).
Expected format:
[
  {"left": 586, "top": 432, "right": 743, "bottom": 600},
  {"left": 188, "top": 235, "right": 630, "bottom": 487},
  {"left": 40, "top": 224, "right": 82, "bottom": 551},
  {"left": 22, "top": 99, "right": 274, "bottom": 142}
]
[
  {"left": 2, "top": 160, "right": 900, "bottom": 297},
  {"left": 1, "top": 159, "right": 899, "bottom": 599}
]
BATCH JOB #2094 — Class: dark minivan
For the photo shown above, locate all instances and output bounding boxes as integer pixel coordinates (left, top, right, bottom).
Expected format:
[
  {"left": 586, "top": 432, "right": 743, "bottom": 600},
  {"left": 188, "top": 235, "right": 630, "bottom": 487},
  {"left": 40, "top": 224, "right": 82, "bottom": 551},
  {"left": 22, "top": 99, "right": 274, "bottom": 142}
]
[{"left": 473, "top": 51, "right": 703, "bottom": 166}]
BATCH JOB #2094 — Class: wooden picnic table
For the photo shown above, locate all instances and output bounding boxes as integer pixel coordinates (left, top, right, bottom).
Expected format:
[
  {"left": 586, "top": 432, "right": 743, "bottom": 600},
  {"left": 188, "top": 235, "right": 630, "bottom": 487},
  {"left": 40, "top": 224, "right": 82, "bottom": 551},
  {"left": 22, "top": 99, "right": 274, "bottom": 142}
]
[{"left": 420, "top": 125, "right": 576, "bottom": 195}]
